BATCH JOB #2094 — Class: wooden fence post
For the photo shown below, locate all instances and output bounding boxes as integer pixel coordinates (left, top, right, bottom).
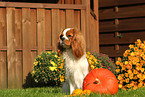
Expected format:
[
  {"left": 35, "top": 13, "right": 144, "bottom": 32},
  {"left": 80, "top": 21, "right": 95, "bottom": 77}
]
[
  {"left": 0, "top": 8, "right": 7, "bottom": 89},
  {"left": 7, "top": 7, "right": 17, "bottom": 89},
  {"left": 93, "top": 0, "right": 99, "bottom": 53},
  {"left": 82, "top": 0, "right": 91, "bottom": 51}
]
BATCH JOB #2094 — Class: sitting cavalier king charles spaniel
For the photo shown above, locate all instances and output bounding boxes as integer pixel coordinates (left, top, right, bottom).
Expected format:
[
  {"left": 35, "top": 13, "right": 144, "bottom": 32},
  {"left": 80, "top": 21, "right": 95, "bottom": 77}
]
[{"left": 57, "top": 28, "right": 90, "bottom": 94}]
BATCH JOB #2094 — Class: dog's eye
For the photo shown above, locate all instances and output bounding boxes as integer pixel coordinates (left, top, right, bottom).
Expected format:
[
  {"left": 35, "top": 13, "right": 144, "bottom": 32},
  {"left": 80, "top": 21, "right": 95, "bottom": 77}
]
[
  {"left": 67, "top": 35, "right": 72, "bottom": 37},
  {"left": 60, "top": 35, "right": 63, "bottom": 39}
]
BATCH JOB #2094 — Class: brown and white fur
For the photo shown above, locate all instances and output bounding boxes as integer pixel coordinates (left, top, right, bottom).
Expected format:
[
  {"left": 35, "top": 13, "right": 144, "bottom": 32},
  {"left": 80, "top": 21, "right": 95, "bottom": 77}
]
[{"left": 57, "top": 28, "right": 89, "bottom": 94}]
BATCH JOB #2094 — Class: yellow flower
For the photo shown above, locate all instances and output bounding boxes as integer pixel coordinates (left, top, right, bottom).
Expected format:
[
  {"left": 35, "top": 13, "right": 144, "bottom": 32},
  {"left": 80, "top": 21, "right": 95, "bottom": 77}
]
[
  {"left": 70, "top": 89, "right": 83, "bottom": 96},
  {"left": 83, "top": 90, "right": 92, "bottom": 95},
  {"left": 50, "top": 61, "right": 57, "bottom": 66},
  {"left": 141, "top": 68, "right": 144, "bottom": 72},
  {"left": 91, "top": 65, "right": 95, "bottom": 70},
  {"left": 31, "top": 70, "right": 35, "bottom": 75},
  {"left": 38, "top": 55, "right": 41, "bottom": 58},
  {"left": 49, "top": 67, "right": 57, "bottom": 71},
  {"left": 136, "top": 66, "right": 140, "bottom": 71},
  {"left": 119, "top": 84, "right": 123, "bottom": 88},
  {"left": 137, "top": 39, "right": 142, "bottom": 44},
  {"left": 130, "top": 52, "right": 135, "bottom": 57},
  {"left": 47, "top": 51, "right": 51, "bottom": 54},
  {"left": 34, "top": 61, "right": 38, "bottom": 66},
  {"left": 54, "top": 55, "right": 58, "bottom": 58},
  {"left": 59, "top": 75, "right": 64, "bottom": 82},
  {"left": 125, "top": 61, "right": 128, "bottom": 65}
]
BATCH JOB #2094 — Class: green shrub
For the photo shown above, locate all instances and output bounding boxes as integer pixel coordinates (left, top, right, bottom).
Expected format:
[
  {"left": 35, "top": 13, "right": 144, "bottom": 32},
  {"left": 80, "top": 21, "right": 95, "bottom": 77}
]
[
  {"left": 93, "top": 53, "right": 116, "bottom": 75},
  {"left": 31, "top": 51, "right": 66, "bottom": 86}
]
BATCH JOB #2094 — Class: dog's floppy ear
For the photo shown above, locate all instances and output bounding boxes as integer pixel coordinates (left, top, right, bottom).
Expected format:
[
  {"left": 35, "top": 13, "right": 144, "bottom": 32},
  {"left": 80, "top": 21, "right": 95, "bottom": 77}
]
[{"left": 71, "top": 29, "right": 86, "bottom": 58}]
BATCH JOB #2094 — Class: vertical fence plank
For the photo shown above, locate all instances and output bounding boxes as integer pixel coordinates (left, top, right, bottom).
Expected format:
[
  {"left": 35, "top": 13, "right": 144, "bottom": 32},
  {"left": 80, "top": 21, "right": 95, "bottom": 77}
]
[
  {"left": 30, "top": 9, "right": 37, "bottom": 52},
  {"left": 81, "top": 9, "right": 86, "bottom": 42},
  {"left": 66, "top": 9, "right": 74, "bottom": 28},
  {"left": 74, "top": 10, "right": 81, "bottom": 30},
  {"left": 83, "top": 0, "right": 90, "bottom": 51},
  {"left": 37, "top": 8, "right": 45, "bottom": 54},
  {"left": 65, "top": 0, "right": 74, "bottom": 4},
  {"left": 22, "top": 8, "right": 32, "bottom": 85},
  {"left": 75, "top": 0, "right": 82, "bottom": 4},
  {"left": 45, "top": 9, "right": 52, "bottom": 50},
  {"left": 0, "top": 8, "right": 7, "bottom": 89},
  {"left": 52, "top": 9, "right": 60, "bottom": 51},
  {"left": 60, "top": 10, "right": 66, "bottom": 30},
  {"left": 94, "top": 0, "right": 99, "bottom": 53},
  {"left": 15, "top": 8, "right": 22, "bottom": 88},
  {"left": 7, "top": 7, "right": 16, "bottom": 89}
]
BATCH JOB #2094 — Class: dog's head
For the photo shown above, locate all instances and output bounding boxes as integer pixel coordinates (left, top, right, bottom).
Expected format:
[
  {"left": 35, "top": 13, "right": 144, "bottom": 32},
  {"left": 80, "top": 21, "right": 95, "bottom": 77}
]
[{"left": 57, "top": 28, "right": 86, "bottom": 58}]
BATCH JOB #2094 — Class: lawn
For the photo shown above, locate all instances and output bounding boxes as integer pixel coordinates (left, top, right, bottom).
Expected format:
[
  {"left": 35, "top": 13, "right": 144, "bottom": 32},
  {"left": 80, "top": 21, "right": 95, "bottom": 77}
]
[{"left": 0, "top": 87, "right": 145, "bottom": 97}]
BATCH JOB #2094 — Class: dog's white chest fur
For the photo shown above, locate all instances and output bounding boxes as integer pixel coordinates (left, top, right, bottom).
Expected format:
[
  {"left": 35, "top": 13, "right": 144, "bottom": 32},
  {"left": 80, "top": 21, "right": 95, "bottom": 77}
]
[{"left": 62, "top": 49, "right": 89, "bottom": 94}]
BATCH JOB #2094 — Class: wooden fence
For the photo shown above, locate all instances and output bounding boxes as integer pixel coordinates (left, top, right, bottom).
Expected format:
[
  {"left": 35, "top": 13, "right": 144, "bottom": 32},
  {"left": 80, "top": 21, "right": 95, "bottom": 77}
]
[
  {"left": 99, "top": 0, "right": 145, "bottom": 60},
  {"left": 0, "top": 1, "right": 99, "bottom": 89}
]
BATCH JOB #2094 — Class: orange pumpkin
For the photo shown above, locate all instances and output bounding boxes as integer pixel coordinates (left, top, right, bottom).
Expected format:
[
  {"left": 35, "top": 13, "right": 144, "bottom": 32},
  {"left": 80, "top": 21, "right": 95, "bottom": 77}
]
[{"left": 83, "top": 68, "right": 118, "bottom": 94}]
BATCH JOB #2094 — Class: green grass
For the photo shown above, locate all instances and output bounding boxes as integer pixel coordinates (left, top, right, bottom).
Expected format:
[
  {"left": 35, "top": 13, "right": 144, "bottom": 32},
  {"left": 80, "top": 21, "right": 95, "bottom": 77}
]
[{"left": 0, "top": 87, "right": 145, "bottom": 97}]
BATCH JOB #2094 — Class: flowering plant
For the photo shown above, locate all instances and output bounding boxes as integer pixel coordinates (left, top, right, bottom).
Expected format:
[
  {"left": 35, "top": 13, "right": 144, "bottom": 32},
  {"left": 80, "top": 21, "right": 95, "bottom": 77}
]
[
  {"left": 31, "top": 51, "right": 66, "bottom": 86},
  {"left": 93, "top": 53, "right": 116, "bottom": 74},
  {"left": 86, "top": 52, "right": 102, "bottom": 70},
  {"left": 116, "top": 39, "right": 145, "bottom": 90}
]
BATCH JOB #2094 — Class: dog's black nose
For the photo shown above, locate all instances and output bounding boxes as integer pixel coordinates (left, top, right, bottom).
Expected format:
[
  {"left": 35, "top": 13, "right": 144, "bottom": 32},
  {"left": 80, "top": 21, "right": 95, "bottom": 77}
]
[{"left": 60, "top": 35, "right": 65, "bottom": 41}]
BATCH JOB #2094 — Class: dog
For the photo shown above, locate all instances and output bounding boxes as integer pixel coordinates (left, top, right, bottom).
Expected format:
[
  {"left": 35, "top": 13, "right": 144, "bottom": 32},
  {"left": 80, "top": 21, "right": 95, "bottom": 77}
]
[{"left": 57, "top": 28, "right": 89, "bottom": 94}]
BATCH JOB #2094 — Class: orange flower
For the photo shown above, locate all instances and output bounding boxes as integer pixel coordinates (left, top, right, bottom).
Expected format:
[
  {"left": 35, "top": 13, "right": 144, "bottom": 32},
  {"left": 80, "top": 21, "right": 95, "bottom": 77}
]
[
  {"left": 123, "top": 53, "right": 128, "bottom": 57},
  {"left": 129, "top": 44, "right": 134, "bottom": 49},
  {"left": 116, "top": 69, "right": 120, "bottom": 73},
  {"left": 125, "top": 73, "right": 129, "bottom": 77},
  {"left": 118, "top": 57, "right": 122, "bottom": 61},
  {"left": 118, "top": 75, "right": 123, "bottom": 80},
  {"left": 126, "top": 64, "right": 132, "bottom": 69},
  {"left": 133, "top": 70, "right": 138, "bottom": 74},
  {"left": 129, "top": 74, "right": 134, "bottom": 79},
  {"left": 127, "top": 70, "right": 132, "bottom": 74},
  {"left": 116, "top": 61, "right": 120, "bottom": 65},
  {"left": 125, "top": 78, "right": 130, "bottom": 83},
  {"left": 130, "top": 81, "right": 134, "bottom": 86},
  {"left": 137, "top": 73, "right": 142, "bottom": 78},
  {"left": 134, "top": 47, "right": 138, "bottom": 51},
  {"left": 133, "top": 85, "right": 138, "bottom": 90}
]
